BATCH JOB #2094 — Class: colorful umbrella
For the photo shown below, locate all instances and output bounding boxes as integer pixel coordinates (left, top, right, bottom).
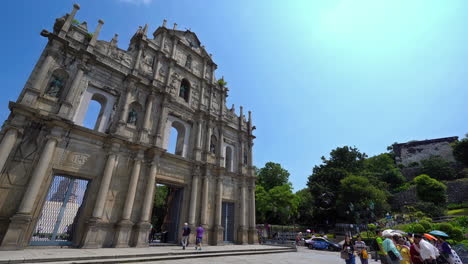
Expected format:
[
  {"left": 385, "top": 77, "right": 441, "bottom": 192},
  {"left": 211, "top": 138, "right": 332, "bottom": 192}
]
[
  {"left": 424, "top": 233, "right": 437, "bottom": 240},
  {"left": 429, "top": 230, "right": 449, "bottom": 238}
]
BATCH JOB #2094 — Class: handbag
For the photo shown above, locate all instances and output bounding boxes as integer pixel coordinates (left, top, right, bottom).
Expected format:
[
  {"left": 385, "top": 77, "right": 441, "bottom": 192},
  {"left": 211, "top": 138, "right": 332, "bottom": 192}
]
[
  {"left": 362, "top": 249, "right": 368, "bottom": 259},
  {"left": 341, "top": 250, "right": 350, "bottom": 260},
  {"left": 387, "top": 250, "right": 398, "bottom": 261}
]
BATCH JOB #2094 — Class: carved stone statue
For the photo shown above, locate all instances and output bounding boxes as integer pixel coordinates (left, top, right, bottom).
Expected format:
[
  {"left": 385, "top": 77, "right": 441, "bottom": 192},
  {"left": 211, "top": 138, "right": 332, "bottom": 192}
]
[
  {"left": 127, "top": 108, "right": 137, "bottom": 125},
  {"left": 185, "top": 55, "right": 192, "bottom": 69},
  {"left": 210, "top": 135, "right": 217, "bottom": 154},
  {"left": 46, "top": 77, "right": 64, "bottom": 97}
]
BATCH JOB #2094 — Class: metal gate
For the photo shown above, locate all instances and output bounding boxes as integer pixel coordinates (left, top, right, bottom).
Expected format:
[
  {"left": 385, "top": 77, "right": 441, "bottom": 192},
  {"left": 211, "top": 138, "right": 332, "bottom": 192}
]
[
  {"left": 222, "top": 202, "right": 235, "bottom": 242},
  {"left": 166, "top": 187, "right": 183, "bottom": 243},
  {"left": 30, "top": 175, "right": 89, "bottom": 246}
]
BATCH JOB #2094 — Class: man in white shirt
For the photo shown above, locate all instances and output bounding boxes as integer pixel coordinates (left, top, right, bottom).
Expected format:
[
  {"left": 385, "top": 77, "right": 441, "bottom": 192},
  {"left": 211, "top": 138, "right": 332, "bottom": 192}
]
[{"left": 413, "top": 234, "right": 439, "bottom": 264}]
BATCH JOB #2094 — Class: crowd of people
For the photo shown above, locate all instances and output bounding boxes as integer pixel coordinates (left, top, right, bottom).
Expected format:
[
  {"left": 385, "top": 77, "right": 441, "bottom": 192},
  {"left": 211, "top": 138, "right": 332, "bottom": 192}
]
[{"left": 341, "top": 230, "right": 462, "bottom": 264}]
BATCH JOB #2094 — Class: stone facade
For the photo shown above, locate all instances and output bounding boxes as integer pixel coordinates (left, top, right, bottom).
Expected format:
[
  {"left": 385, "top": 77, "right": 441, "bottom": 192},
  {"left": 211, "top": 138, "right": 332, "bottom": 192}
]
[
  {"left": 393, "top": 137, "right": 458, "bottom": 166},
  {"left": 0, "top": 5, "right": 257, "bottom": 250}
]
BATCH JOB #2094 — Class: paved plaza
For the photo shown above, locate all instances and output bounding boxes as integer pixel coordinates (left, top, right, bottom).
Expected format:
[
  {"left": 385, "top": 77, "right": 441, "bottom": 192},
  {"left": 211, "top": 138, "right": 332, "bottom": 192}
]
[{"left": 137, "top": 247, "right": 381, "bottom": 264}]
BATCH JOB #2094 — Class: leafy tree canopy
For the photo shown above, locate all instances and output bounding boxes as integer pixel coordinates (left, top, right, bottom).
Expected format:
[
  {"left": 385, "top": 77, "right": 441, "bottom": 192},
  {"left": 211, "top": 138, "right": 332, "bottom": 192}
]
[
  {"left": 420, "top": 156, "right": 457, "bottom": 181},
  {"left": 414, "top": 174, "right": 447, "bottom": 205},
  {"left": 452, "top": 134, "right": 468, "bottom": 167},
  {"left": 257, "top": 162, "right": 290, "bottom": 191}
]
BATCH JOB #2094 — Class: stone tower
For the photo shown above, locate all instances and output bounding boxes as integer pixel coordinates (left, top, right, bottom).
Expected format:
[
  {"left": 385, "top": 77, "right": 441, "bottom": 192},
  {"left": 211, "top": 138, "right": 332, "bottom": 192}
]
[{"left": 0, "top": 4, "right": 256, "bottom": 249}]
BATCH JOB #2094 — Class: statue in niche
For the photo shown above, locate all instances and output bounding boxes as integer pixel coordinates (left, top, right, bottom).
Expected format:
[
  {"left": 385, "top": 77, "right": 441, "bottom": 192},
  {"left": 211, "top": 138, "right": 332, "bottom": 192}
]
[
  {"left": 127, "top": 108, "right": 137, "bottom": 125},
  {"left": 185, "top": 55, "right": 192, "bottom": 69},
  {"left": 46, "top": 76, "right": 64, "bottom": 97},
  {"left": 210, "top": 135, "right": 217, "bottom": 154}
]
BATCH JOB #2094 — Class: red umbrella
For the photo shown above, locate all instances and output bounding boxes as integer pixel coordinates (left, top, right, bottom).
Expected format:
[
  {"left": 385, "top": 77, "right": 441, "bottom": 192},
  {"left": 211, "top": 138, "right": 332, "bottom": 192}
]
[{"left": 424, "top": 233, "right": 437, "bottom": 240}]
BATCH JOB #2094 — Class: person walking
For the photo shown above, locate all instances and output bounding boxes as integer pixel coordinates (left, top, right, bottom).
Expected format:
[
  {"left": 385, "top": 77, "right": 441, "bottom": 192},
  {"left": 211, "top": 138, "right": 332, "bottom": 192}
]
[
  {"left": 413, "top": 234, "right": 438, "bottom": 264},
  {"left": 354, "top": 236, "right": 368, "bottom": 264},
  {"left": 195, "top": 224, "right": 204, "bottom": 251},
  {"left": 396, "top": 237, "right": 411, "bottom": 264},
  {"left": 342, "top": 236, "right": 356, "bottom": 264},
  {"left": 376, "top": 230, "right": 389, "bottom": 264},
  {"left": 382, "top": 234, "right": 402, "bottom": 264},
  {"left": 181, "top": 223, "right": 191, "bottom": 250}
]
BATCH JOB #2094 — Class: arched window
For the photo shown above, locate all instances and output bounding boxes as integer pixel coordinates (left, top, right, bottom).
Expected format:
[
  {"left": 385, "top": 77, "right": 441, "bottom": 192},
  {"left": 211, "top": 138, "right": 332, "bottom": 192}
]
[
  {"left": 210, "top": 135, "right": 217, "bottom": 154},
  {"left": 168, "top": 121, "right": 186, "bottom": 156},
  {"left": 225, "top": 146, "right": 233, "bottom": 172},
  {"left": 46, "top": 69, "right": 69, "bottom": 98},
  {"left": 126, "top": 101, "right": 143, "bottom": 128},
  {"left": 179, "top": 79, "right": 190, "bottom": 102},
  {"left": 83, "top": 93, "right": 107, "bottom": 131}
]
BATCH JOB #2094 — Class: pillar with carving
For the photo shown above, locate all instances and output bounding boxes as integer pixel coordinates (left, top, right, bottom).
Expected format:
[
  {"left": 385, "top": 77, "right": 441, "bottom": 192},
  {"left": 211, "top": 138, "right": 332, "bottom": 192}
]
[
  {"left": 114, "top": 150, "right": 143, "bottom": 247},
  {"left": 82, "top": 142, "right": 120, "bottom": 248},
  {"left": 0, "top": 127, "right": 63, "bottom": 250},
  {"left": 213, "top": 175, "right": 224, "bottom": 245},
  {"left": 134, "top": 154, "right": 159, "bottom": 247}
]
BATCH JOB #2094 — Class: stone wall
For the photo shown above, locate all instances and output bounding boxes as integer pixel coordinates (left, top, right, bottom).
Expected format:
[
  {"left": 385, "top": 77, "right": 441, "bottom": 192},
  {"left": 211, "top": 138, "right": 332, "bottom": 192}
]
[
  {"left": 393, "top": 137, "right": 458, "bottom": 166},
  {"left": 391, "top": 179, "right": 468, "bottom": 209}
]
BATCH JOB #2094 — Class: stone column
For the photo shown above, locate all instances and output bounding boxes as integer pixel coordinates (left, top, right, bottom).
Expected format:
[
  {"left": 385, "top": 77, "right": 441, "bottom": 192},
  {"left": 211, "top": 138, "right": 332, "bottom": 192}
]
[
  {"left": 0, "top": 127, "right": 62, "bottom": 250},
  {"left": 58, "top": 63, "right": 87, "bottom": 118},
  {"left": 134, "top": 156, "right": 159, "bottom": 247},
  {"left": 237, "top": 180, "right": 248, "bottom": 244},
  {"left": 119, "top": 90, "right": 132, "bottom": 125},
  {"left": 199, "top": 173, "right": 209, "bottom": 227},
  {"left": 114, "top": 151, "right": 143, "bottom": 247},
  {"left": 18, "top": 133, "right": 60, "bottom": 214},
  {"left": 82, "top": 143, "right": 119, "bottom": 248},
  {"left": 59, "top": 4, "right": 80, "bottom": 38},
  {"left": 248, "top": 179, "right": 257, "bottom": 244},
  {"left": 30, "top": 51, "right": 56, "bottom": 93},
  {"left": 155, "top": 104, "right": 168, "bottom": 148},
  {"left": 139, "top": 93, "right": 155, "bottom": 143},
  {"left": 0, "top": 128, "right": 18, "bottom": 174},
  {"left": 193, "top": 120, "right": 202, "bottom": 160},
  {"left": 86, "top": 19, "right": 104, "bottom": 53},
  {"left": 213, "top": 176, "right": 224, "bottom": 245},
  {"left": 188, "top": 171, "right": 200, "bottom": 228}
]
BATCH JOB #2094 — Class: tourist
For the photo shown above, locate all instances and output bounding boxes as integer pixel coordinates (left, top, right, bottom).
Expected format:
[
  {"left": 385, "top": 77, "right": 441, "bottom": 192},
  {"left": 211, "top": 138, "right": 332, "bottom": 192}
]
[
  {"left": 382, "top": 233, "right": 401, "bottom": 264},
  {"left": 413, "top": 234, "right": 438, "bottom": 264},
  {"left": 354, "top": 235, "right": 368, "bottom": 264},
  {"left": 376, "top": 230, "right": 389, "bottom": 264},
  {"left": 396, "top": 237, "right": 411, "bottom": 264},
  {"left": 342, "top": 236, "right": 356, "bottom": 264},
  {"left": 181, "top": 222, "right": 191, "bottom": 250},
  {"left": 195, "top": 224, "right": 204, "bottom": 250},
  {"left": 436, "top": 236, "right": 460, "bottom": 264},
  {"left": 295, "top": 232, "right": 303, "bottom": 246},
  {"left": 405, "top": 233, "right": 413, "bottom": 247}
]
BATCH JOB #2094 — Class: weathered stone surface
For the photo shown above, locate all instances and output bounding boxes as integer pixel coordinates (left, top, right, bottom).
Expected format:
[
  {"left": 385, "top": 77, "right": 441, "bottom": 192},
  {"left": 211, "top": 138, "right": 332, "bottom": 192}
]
[{"left": 0, "top": 5, "right": 256, "bottom": 250}]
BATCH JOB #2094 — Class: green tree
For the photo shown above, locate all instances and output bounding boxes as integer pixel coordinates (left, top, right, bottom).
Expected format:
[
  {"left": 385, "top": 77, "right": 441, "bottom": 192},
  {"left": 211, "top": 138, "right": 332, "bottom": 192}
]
[
  {"left": 338, "top": 175, "right": 389, "bottom": 222},
  {"left": 452, "top": 134, "right": 468, "bottom": 167},
  {"left": 295, "top": 188, "right": 314, "bottom": 225},
  {"left": 364, "top": 153, "right": 406, "bottom": 191},
  {"left": 151, "top": 185, "right": 169, "bottom": 232},
  {"left": 255, "top": 185, "right": 269, "bottom": 224},
  {"left": 414, "top": 174, "right": 447, "bottom": 205},
  {"left": 257, "top": 162, "right": 290, "bottom": 191},
  {"left": 255, "top": 183, "right": 298, "bottom": 225},
  {"left": 420, "top": 156, "right": 456, "bottom": 181}
]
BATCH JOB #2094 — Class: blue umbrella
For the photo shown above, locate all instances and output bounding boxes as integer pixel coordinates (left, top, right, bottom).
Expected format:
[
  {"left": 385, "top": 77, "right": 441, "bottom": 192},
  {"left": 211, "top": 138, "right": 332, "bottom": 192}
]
[{"left": 429, "top": 230, "right": 449, "bottom": 237}]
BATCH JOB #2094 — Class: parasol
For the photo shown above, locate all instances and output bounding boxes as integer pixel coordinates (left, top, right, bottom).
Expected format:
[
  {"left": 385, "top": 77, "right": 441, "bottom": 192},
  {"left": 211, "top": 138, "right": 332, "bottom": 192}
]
[
  {"left": 424, "top": 233, "right": 438, "bottom": 240},
  {"left": 429, "top": 230, "right": 449, "bottom": 238}
]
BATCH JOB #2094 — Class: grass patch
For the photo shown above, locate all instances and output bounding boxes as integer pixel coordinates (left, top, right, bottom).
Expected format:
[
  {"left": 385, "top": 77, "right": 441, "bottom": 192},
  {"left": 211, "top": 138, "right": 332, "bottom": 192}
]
[{"left": 448, "top": 208, "right": 468, "bottom": 216}]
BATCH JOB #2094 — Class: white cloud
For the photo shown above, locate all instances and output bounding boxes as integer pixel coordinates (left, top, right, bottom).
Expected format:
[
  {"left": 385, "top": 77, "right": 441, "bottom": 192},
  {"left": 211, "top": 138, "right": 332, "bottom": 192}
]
[{"left": 118, "top": 0, "right": 153, "bottom": 5}]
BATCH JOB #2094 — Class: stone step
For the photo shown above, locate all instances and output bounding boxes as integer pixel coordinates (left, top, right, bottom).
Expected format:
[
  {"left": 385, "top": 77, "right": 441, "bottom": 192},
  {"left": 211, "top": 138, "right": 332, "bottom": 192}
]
[{"left": 1, "top": 247, "right": 296, "bottom": 264}]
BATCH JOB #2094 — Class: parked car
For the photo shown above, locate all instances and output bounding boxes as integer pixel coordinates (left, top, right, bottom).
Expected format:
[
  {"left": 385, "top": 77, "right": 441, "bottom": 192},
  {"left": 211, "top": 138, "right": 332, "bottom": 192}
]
[{"left": 305, "top": 237, "right": 341, "bottom": 251}]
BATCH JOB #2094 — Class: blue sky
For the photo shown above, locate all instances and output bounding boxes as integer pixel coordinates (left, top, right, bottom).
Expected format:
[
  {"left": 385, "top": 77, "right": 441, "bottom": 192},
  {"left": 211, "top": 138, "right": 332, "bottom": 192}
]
[{"left": 1, "top": 0, "right": 467, "bottom": 191}]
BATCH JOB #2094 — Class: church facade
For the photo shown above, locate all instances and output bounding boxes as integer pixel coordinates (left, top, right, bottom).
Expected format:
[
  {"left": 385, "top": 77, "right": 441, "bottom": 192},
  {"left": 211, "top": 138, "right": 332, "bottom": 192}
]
[{"left": 0, "top": 4, "right": 256, "bottom": 249}]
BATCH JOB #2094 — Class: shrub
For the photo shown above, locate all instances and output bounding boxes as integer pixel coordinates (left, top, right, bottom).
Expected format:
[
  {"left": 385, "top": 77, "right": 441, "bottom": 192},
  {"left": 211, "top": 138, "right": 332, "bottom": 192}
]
[
  {"left": 406, "top": 223, "right": 425, "bottom": 234},
  {"left": 368, "top": 224, "right": 377, "bottom": 231},
  {"left": 419, "top": 220, "right": 432, "bottom": 232},
  {"left": 414, "top": 202, "right": 446, "bottom": 218},
  {"left": 414, "top": 174, "right": 447, "bottom": 205},
  {"left": 450, "top": 227, "right": 464, "bottom": 242},
  {"left": 438, "top": 223, "right": 453, "bottom": 234},
  {"left": 447, "top": 202, "right": 468, "bottom": 210}
]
